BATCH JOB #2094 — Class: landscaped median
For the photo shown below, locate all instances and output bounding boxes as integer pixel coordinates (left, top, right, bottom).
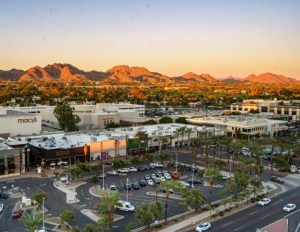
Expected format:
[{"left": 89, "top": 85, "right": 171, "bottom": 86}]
[{"left": 131, "top": 181, "right": 281, "bottom": 232}]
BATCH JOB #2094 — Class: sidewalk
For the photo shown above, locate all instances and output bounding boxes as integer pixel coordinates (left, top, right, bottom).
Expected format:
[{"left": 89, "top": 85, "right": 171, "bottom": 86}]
[
  {"left": 132, "top": 181, "right": 280, "bottom": 232},
  {"left": 158, "top": 182, "right": 279, "bottom": 232}
]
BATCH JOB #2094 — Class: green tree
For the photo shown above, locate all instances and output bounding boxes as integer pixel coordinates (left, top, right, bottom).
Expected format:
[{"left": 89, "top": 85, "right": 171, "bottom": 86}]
[
  {"left": 160, "top": 180, "right": 180, "bottom": 224},
  {"left": 181, "top": 188, "right": 205, "bottom": 212},
  {"left": 53, "top": 101, "right": 81, "bottom": 132},
  {"left": 91, "top": 175, "right": 99, "bottom": 188},
  {"left": 175, "top": 117, "right": 188, "bottom": 124},
  {"left": 135, "top": 201, "right": 163, "bottom": 231},
  {"left": 20, "top": 212, "right": 43, "bottom": 232},
  {"left": 97, "top": 190, "right": 121, "bottom": 232},
  {"left": 135, "top": 130, "right": 149, "bottom": 156},
  {"left": 159, "top": 116, "right": 173, "bottom": 124},
  {"left": 59, "top": 210, "right": 75, "bottom": 226},
  {"left": 32, "top": 192, "right": 48, "bottom": 208},
  {"left": 143, "top": 119, "right": 157, "bottom": 125},
  {"left": 205, "top": 166, "right": 221, "bottom": 204}
]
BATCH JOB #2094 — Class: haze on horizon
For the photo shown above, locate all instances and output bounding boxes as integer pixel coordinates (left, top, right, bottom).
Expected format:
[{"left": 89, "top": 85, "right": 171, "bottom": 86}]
[{"left": 0, "top": 0, "right": 300, "bottom": 79}]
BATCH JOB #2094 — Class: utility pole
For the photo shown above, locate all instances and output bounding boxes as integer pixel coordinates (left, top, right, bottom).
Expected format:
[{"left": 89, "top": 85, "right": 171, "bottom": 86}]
[
  {"left": 102, "top": 164, "right": 105, "bottom": 190},
  {"left": 191, "top": 164, "right": 194, "bottom": 188}
]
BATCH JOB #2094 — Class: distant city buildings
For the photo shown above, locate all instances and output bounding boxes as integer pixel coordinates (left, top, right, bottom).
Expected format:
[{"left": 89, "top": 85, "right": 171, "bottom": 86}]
[{"left": 231, "top": 99, "right": 300, "bottom": 120}]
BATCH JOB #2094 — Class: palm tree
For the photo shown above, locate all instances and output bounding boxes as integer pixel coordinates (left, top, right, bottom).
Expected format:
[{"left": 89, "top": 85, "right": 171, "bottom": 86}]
[
  {"left": 185, "top": 127, "right": 193, "bottom": 149},
  {"left": 97, "top": 190, "right": 121, "bottom": 232},
  {"left": 135, "top": 130, "right": 149, "bottom": 156},
  {"left": 20, "top": 212, "right": 43, "bottom": 232},
  {"left": 205, "top": 165, "right": 221, "bottom": 204},
  {"left": 160, "top": 180, "right": 180, "bottom": 224}
]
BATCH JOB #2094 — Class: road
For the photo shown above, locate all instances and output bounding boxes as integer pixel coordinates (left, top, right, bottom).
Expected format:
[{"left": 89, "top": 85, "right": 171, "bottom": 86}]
[{"left": 186, "top": 185, "right": 300, "bottom": 232}]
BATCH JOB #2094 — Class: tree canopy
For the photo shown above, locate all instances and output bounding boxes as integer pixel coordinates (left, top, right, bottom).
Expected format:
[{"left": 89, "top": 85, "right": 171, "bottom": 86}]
[{"left": 53, "top": 102, "right": 81, "bottom": 131}]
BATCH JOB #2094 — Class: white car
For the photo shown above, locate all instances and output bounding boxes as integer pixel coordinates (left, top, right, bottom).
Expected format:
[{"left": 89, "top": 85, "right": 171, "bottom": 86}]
[
  {"left": 129, "top": 167, "right": 137, "bottom": 172},
  {"left": 153, "top": 162, "right": 163, "bottom": 168},
  {"left": 118, "top": 168, "right": 129, "bottom": 173},
  {"left": 178, "top": 180, "right": 190, "bottom": 188},
  {"left": 160, "top": 176, "right": 166, "bottom": 182},
  {"left": 219, "top": 175, "right": 231, "bottom": 180},
  {"left": 258, "top": 198, "right": 271, "bottom": 206},
  {"left": 0, "top": 203, "right": 4, "bottom": 214},
  {"left": 147, "top": 179, "right": 154, "bottom": 186},
  {"left": 151, "top": 173, "right": 157, "bottom": 179},
  {"left": 164, "top": 173, "right": 172, "bottom": 180},
  {"left": 116, "top": 200, "right": 135, "bottom": 212},
  {"left": 283, "top": 203, "right": 296, "bottom": 212},
  {"left": 107, "top": 170, "right": 118, "bottom": 176},
  {"left": 109, "top": 185, "right": 117, "bottom": 191},
  {"left": 196, "top": 222, "right": 211, "bottom": 232}
]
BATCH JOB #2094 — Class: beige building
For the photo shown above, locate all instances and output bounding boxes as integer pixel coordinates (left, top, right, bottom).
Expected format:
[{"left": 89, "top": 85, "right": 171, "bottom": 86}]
[
  {"left": 187, "top": 116, "right": 288, "bottom": 138},
  {"left": 0, "top": 107, "right": 42, "bottom": 137}
]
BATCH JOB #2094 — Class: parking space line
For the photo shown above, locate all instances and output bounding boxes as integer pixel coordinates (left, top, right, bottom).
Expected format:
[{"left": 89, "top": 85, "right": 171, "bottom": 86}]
[{"left": 233, "top": 225, "right": 245, "bottom": 231}]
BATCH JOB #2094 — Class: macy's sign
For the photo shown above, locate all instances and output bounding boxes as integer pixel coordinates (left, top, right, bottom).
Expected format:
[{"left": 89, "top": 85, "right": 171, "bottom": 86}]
[{"left": 18, "top": 117, "right": 38, "bottom": 124}]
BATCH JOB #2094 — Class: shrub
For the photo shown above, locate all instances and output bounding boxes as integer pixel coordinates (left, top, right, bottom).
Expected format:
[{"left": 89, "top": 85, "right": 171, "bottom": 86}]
[{"left": 219, "top": 211, "right": 224, "bottom": 216}]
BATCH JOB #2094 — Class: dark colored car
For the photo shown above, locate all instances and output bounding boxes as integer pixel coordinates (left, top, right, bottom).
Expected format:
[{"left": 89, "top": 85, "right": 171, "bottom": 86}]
[
  {"left": 270, "top": 176, "right": 284, "bottom": 184},
  {"left": 139, "top": 179, "right": 147, "bottom": 187},
  {"left": 159, "top": 188, "right": 174, "bottom": 194},
  {"left": 137, "top": 166, "right": 146, "bottom": 171},
  {"left": 132, "top": 183, "right": 140, "bottom": 190},
  {"left": 0, "top": 192, "right": 9, "bottom": 199},
  {"left": 155, "top": 171, "right": 163, "bottom": 177},
  {"left": 124, "top": 183, "right": 131, "bottom": 190},
  {"left": 144, "top": 165, "right": 151, "bottom": 170},
  {"left": 12, "top": 209, "right": 23, "bottom": 219},
  {"left": 188, "top": 179, "right": 203, "bottom": 184}
]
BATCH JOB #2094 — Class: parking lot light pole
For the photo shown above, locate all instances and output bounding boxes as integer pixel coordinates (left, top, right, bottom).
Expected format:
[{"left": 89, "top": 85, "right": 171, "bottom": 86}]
[
  {"left": 176, "top": 153, "right": 178, "bottom": 173},
  {"left": 42, "top": 197, "right": 45, "bottom": 230},
  {"left": 229, "top": 156, "right": 232, "bottom": 177},
  {"left": 102, "top": 164, "right": 105, "bottom": 190},
  {"left": 191, "top": 164, "right": 194, "bottom": 188},
  {"left": 126, "top": 178, "right": 129, "bottom": 202}
]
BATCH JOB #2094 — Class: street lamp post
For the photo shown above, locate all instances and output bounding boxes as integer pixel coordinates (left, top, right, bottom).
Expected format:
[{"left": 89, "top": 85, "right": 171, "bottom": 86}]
[
  {"left": 126, "top": 178, "right": 129, "bottom": 202},
  {"left": 191, "top": 164, "right": 194, "bottom": 188},
  {"left": 42, "top": 197, "right": 45, "bottom": 231},
  {"left": 102, "top": 164, "right": 105, "bottom": 190},
  {"left": 176, "top": 153, "right": 178, "bottom": 173},
  {"left": 229, "top": 156, "right": 232, "bottom": 177}
]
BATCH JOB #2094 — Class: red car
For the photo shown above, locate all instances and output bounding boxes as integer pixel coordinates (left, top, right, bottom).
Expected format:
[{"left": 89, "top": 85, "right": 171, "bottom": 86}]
[
  {"left": 12, "top": 209, "right": 23, "bottom": 219},
  {"left": 170, "top": 171, "right": 180, "bottom": 179}
]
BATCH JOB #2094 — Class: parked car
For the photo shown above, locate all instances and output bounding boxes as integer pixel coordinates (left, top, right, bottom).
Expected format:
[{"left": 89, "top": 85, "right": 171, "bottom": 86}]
[
  {"left": 144, "top": 175, "right": 151, "bottom": 180},
  {"left": 12, "top": 209, "right": 23, "bottom": 219},
  {"left": 137, "top": 166, "right": 146, "bottom": 171},
  {"left": 160, "top": 176, "right": 166, "bottom": 182},
  {"left": 155, "top": 171, "right": 163, "bottom": 177},
  {"left": 270, "top": 176, "right": 284, "bottom": 184},
  {"left": 0, "top": 203, "right": 4, "bottom": 214},
  {"left": 124, "top": 183, "right": 131, "bottom": 190},
  {"left": 170, "top": 171, "right": 180, "bottom": 179},
  {"left": 118, "top": 168, "right": 129, "bottom": 173},
  {"left": 283, "top": 203, "right": 296, "bottom": 212},
  {"left": 107, "top": 170, "right": 118, "bottom": 176},
  {"left": 177, "top": 180, "right": 190, "bottom": 188},
  {"left": 98, "top": 173, "right": 106, "bottom": 179},
  {"left": 159, "top": 188, "right": 174, "bottom": 194},
  {"left": 139, "top": 179, "right": 147, "bottom": 187},
  {"left": 153, "top": 162, "right": 163, "bottom": 168},
  {"left": 149, "top": 163, "right": 156, "bottom": 169},
  {"left": 147, "top": 179, "right": 154, "bottom": 186},
  {"left": 258, "top": 198, "right": 271, "bottom": 206},
  {"left": 129, "top": 167, "right": 138, "bottom": 172},
  {"left": 151, "top": 173, "right": 157, "bottom": 179},
  {"left": 110, "top": 185, "right": 117, "bottom": 191},
  {"left": 116, "top": 200, "right": 135, "bottom": 212},
  {"left": 132, "top": 182, "right": 140, "bottom": 190},
  {"left": 196, "top": 222, "right": 211, "bottom": 232},
  {"left": 153, "top": 178, "right": 161, "bottom": 184},
  {"left": 164, "top": 173, "right": 172, "bottom": 180},
  {"left": 188, "top": 179, "right": 202, "bottom": 184},
  {"left": 0, "top": 192, "right": 9, "bottom": 199},
  {"left": 218, "top": 175, "right": 231, "bottom": 180}
]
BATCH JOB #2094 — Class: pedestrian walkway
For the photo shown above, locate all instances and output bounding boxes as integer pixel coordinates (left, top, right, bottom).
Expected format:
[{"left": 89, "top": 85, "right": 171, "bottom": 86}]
[{"left": 156, "top": 182, "right": 279, "bottom": 232}]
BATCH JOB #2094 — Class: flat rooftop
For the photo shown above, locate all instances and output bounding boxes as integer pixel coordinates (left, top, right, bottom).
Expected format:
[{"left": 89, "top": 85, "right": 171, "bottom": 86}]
[{"left": 0, "top": 110, "right": 37, "bottom": 117}]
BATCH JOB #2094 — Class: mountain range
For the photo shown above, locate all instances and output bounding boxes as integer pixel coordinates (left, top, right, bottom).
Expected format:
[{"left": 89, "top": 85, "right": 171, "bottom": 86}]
[{"left": 0, "top": 63, "right": 298, "bottom": 84}]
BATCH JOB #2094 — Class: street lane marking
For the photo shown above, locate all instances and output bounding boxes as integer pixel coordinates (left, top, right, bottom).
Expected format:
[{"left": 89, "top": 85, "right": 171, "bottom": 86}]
[
  {"left": 233, "top": 225, "right": 245, "bottom": 231},
  {"left": 290, "top": 193, "right": 298, "bottom": 198},
  {"left": 260, "top": 214, "right": 269, "bottom": 219},
  {"left": 284, "top": 208, "right": 300, "bottom": 218},
  {"left": 222, "top": 221, "right": 234, "bottom": 227},
  {"left": 295, "top": 222, "right": 300, "bottom": 232},
  {"left": 249, "top": 210, "right": 258, "bottom": 215},
  {"left": 272, "top": 201, "right": 280, "bottom": 205}
]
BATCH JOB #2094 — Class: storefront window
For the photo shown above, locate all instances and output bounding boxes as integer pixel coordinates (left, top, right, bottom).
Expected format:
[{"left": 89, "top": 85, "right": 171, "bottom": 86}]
[
  {"left": 0, "top": 159, "right": 6, "bottom": 175},
  {"left": 7, "top": 157, "right": 16, "bottom": 174}
]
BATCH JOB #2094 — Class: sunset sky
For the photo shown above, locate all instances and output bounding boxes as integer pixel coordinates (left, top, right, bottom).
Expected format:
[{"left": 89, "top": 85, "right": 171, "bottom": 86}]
[{"left": 1, "top": 0, "right": 299, "bottom": 78}]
